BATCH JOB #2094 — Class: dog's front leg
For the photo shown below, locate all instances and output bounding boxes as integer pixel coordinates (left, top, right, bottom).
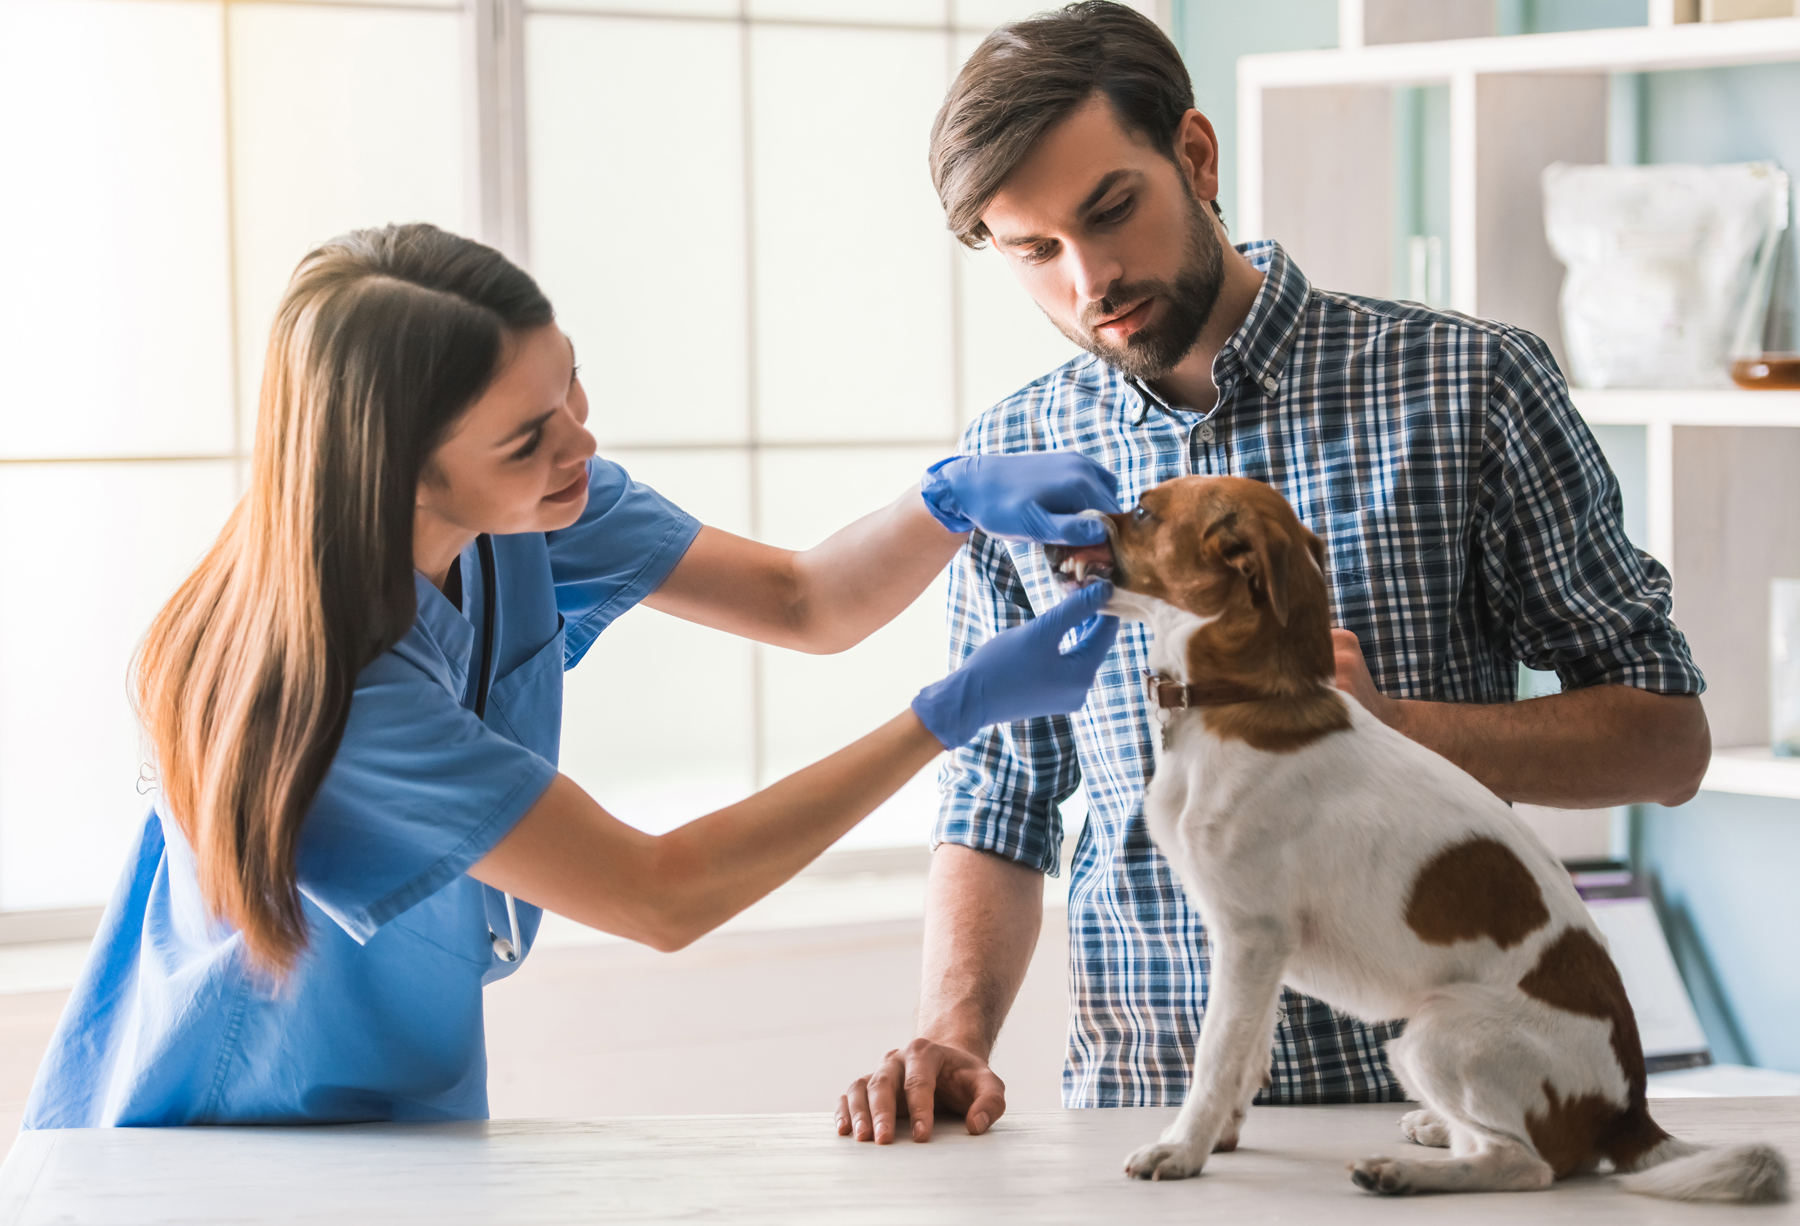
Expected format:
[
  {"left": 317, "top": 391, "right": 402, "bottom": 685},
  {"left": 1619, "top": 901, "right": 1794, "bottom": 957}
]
[{"left": 1124, "top": 919, "right": 1292, "bottom": 1181}]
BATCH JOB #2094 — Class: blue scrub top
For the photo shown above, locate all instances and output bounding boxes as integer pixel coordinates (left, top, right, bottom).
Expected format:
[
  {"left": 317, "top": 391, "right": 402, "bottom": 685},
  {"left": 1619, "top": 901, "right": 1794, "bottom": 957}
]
[{"left": 24, "top": 458, "right": 699, "bottom": 1128}]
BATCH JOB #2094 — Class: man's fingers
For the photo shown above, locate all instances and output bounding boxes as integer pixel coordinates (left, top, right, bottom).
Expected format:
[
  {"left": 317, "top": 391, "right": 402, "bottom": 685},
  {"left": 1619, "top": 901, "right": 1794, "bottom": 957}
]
[
  {"left": 846, "top": 1078, "right": 874, "bottom": 1143},
  {"left": 866, "top": 1052, "right": 907, "bottom": 1145},
  {"left": 901, "top": 1043, "right": 947, "bottom": 1143},
  {"left": 964, "top": 1069, "right": 1008, "bottom": 1135}
]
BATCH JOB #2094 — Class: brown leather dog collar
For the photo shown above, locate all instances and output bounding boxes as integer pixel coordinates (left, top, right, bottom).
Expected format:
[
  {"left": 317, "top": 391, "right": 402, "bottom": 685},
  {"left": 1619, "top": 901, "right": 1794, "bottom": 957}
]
[{"left": 1142, "top": 670, "right": 1273, "bottom": 711}]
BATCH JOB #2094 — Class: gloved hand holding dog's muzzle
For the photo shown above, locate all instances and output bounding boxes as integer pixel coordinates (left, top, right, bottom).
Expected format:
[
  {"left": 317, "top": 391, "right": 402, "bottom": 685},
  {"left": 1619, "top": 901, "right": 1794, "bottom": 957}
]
[
  {"left": 920, "top": 452, "right": 1120, "bottom": 546},
  {"left": 911, "top": 581, "right": 1118, "bottom": 750}
]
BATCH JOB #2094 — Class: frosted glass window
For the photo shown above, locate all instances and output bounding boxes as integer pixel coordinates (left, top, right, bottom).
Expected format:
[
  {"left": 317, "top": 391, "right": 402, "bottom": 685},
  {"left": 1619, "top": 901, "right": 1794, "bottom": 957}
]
[
  {"left": 229, "top": 4, "right": 467, "bottom": 445},
  {"left": 955, "top": 0, "right": 1157, "bottom": 27},
  {"left": 755, "top": 446, "right": 944, "bottom": 849},
  {"left": 750, "top": 26, "right": 956, "bottom": 444},
  {"left": 957, "top": 245, "right": 1082, "bottom": 426},
  {"left": 750, "top": 0, "right": 946, "bottom": 23},
  {"left": 527, "top": 16, "right": 751, "bottom": 448},
  {"left": 0, "top": 0, "right": 234, "bottom": 460},
  {"left": 528, "top": 0, "right": 736, "bottom": 13},
  {"left": 560, "top": 449, "right": 754, "bottom": 834},
  {"left": 0, "top": 461, "right": 237, "bottom": 911}
]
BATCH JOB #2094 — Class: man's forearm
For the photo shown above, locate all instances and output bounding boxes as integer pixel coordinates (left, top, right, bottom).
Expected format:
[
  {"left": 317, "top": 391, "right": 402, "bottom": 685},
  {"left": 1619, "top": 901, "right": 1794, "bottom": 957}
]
[
  {"left": 1387, "top": 685, "right": 1710, "bottom": 809},
  {"left": 916, "top": 844, "right": 1045, "bottom": 1060}
]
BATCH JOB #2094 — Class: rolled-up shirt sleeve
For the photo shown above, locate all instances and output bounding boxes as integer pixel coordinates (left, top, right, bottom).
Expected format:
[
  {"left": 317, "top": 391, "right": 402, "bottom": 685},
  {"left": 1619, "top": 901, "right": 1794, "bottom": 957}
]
[
  {"left": 1478, "top": 329, "right": 1704, "bottom": 695},
  {"left": 933, "top": 528, "right": 1082, "bottom": 876}
]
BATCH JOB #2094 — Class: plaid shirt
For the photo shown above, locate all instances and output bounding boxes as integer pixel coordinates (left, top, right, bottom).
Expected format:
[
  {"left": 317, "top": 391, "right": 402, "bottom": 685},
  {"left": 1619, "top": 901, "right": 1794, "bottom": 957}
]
[{"left": 935, "top": 241, "right": 1703, "bottom": 1108}]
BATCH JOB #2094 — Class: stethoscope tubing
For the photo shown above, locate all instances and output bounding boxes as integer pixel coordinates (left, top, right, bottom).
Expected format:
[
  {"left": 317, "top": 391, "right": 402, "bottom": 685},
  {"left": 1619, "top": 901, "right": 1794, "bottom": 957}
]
[{"left": 473, "top": 534, "right": 524, "bottom": 965}]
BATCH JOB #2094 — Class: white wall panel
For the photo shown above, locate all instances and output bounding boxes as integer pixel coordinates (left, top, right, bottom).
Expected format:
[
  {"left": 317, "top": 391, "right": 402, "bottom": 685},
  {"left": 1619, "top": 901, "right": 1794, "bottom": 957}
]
[
  {"left": 559, "top": 449, "right": 755, "bottom": 834},
  {"left": 956, "top": 244, "right": 1083, "bottom": 428},
  {"left": 755, "top": 446, "right": 945, "bottom": 850},
  {"left": 750, "top": 25, "right": 956, "bottom": 443},
  {"left": 0, "top": 0, "right": 234, "bottom": 460},
  {"left": 954, "top": 0, "right": 1159, "bottom": 30},
  {"left": 527, "top": 15, "right": 751, "bottom": 448},
  {"left": 751, "top": 0, "right": 946, "bottom": 23},
  {"left": 528, "top": 0, "right": 736, "bottom": 13},
  {"left": 0, "top": 461, "right": 236, "bottom": 910},
  {"left": 228, "top": 4, "right": 467, "bottom": 448}
]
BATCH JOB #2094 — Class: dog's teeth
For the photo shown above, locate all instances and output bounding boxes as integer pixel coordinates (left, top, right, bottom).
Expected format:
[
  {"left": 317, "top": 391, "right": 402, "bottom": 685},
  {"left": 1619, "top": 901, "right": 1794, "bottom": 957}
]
[{"left": 1073, "top": 561, "right": 1088, "bottom": 582}]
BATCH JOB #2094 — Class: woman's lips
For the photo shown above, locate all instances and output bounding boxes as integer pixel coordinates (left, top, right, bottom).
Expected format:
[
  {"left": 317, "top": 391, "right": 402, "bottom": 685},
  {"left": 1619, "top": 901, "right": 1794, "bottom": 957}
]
[{"left": 543, "top": 471, "right": 587, "bottom": 504}]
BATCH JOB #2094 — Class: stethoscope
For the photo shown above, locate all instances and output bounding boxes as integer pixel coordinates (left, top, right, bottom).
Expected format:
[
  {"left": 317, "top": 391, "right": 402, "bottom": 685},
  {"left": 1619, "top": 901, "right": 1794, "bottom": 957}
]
[{"left": 471, "top": 534, "right": 525, "bottom": 964}]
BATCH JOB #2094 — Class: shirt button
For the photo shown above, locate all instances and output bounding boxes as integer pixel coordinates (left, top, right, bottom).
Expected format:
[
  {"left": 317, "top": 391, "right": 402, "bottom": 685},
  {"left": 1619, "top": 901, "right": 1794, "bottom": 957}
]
[
  {"left": 1197, "top": 422, "right": 1216, "bottom": 443},
  {"left": 1261, "top": 375, "right": 1279, "bottom": 394}
]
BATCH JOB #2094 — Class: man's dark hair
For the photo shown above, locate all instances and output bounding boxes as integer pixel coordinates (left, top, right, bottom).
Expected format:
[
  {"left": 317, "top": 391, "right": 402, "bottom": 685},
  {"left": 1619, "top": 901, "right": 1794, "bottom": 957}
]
[{"left": 929, "top": 2, "right": 1218, "bottom": 249}]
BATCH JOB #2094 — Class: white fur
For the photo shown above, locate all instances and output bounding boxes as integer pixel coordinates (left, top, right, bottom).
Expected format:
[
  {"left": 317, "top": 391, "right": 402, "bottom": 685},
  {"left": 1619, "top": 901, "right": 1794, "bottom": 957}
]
[{"left": 1112, "top": 593, "right": 1789, "bottom": 1203}]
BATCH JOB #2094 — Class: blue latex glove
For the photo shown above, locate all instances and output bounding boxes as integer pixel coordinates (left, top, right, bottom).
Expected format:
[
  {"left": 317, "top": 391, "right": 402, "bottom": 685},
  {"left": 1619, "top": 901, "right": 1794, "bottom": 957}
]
[
  {"left": 920, "top": 452, "right": 1121, "bottom": 546},
  {"left": 912, "top": 581, "right": 1119, "bottom": 750}
]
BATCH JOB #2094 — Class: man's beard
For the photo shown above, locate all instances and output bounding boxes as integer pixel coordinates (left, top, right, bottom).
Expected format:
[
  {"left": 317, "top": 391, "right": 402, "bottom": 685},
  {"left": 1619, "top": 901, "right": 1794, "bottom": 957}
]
[{"left": 1054, "top": 190, "right": 1225, "bottom": 382}]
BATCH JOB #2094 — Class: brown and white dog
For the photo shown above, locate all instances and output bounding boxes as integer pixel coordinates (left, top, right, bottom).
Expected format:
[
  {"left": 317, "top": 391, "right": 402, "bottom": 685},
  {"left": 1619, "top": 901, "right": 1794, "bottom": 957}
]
[{"left": 1047, "top": 474, "right": 1788, "bottom": 1202}]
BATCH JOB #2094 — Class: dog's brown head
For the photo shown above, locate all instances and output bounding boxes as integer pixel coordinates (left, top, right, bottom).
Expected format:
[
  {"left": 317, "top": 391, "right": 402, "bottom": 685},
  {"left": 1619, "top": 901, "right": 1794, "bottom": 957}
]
[
  {"left": 1106, "top": 475, "right": 1326, "bottom": 627},
  {"left": 1091, "top": 476, "right": 1342, "bottom": 729}
]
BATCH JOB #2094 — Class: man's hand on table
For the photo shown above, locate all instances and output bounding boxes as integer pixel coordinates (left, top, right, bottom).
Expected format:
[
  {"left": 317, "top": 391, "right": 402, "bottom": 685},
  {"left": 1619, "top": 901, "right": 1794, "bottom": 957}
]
[{"left": 836, "top": 1038, "right": 1006, "bottom": 1143}]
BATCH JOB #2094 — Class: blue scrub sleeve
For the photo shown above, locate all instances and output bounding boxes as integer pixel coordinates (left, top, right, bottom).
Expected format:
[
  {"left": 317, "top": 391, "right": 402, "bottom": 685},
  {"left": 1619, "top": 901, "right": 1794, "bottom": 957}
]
[
  {"left": 297, "top": 647, "right": 558, "bottom": 944},
  {"left": 548, "top": 457, "right": 701, "bottom": 668}
]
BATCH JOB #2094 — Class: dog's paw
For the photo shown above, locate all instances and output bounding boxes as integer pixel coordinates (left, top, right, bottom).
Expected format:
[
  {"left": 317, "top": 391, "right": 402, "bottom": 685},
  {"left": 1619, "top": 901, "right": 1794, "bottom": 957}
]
[
  {"left": 1399, "top": 1109, "right": 1450, "bottom": 1148},
  {"left": 1124, "top": 1140, "right": 1209, "bottom": 1181},
  {"left": 1349, "top": 1156, "right": 1415, "bottom": 1195}
]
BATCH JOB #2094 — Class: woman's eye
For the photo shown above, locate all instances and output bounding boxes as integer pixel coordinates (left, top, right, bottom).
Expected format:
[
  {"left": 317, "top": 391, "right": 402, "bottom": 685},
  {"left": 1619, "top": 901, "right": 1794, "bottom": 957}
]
[{"left": 512, "top": 428, "right": 544, "bottom": 461}]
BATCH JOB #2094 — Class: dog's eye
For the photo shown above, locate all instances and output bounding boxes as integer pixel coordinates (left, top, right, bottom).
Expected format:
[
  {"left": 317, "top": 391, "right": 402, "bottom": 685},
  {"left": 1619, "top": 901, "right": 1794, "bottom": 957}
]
[{"left": 1133, "top": 505, "right": 1154, "bottom": 524}]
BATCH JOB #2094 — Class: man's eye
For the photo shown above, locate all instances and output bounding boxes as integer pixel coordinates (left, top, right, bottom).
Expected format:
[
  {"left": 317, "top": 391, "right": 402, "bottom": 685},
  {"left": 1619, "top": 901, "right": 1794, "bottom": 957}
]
[{"left": 1096, "top": 197, "right": 1134, "bottom": 225}]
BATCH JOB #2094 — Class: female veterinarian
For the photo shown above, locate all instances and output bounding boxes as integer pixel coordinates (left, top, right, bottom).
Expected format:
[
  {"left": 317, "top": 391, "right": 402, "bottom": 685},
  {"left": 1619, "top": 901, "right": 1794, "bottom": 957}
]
[{"left": 24, "top": 225, "right": 1119, "bottom": 1128}]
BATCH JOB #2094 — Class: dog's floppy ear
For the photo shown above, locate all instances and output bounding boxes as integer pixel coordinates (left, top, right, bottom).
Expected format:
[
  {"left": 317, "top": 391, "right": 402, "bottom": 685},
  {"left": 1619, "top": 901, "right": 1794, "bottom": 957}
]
[
  {"left": 1206, "top": 508, "right": 1292, "bottom": 625},
  {"left": 1303, "top": 524, "right": 1327, "bottom": 573}
]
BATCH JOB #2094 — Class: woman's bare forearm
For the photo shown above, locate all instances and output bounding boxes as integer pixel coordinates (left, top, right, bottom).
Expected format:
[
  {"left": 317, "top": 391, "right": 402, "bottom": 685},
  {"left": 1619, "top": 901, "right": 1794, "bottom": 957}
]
[
  {"left": 470, "top": 710, "right": 943, "bottom": 950},
  {"left": 642, "top": 487, "right": 965, "bottom": 654}
]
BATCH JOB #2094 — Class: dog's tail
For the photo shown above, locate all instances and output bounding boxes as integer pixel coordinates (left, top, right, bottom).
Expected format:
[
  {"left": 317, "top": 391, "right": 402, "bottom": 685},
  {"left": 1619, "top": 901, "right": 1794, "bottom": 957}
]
[{"left": 1616, "top": 1132, "right": 1790, "bottom": 1204}]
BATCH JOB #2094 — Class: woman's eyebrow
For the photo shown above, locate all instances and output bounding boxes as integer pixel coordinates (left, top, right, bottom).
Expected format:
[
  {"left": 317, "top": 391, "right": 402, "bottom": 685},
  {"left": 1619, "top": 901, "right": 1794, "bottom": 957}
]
[{"left": 496, "top": 409, "right": 555, "bottom": 448}]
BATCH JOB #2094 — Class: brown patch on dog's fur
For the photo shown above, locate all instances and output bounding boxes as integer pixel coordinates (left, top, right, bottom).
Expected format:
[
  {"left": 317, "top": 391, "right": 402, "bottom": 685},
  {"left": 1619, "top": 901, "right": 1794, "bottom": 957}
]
[
  {"left": 1527, "top": 1084, "right": 1619, "bottom": 1178},
  {"left": 1105, "top": 476, "right": 1351, "bottom": 753},
  {"left": 1518, "top": 926, "right": 1670, "bottom": 1173},
  {"left": 1404, "top": 836, "right": 1550, "bottom": 950}
]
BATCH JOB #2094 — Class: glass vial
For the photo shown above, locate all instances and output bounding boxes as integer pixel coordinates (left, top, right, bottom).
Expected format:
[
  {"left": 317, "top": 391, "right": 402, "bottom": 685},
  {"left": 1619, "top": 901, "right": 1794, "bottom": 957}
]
[{"left": 1730, "top": 187, "right": 1800, "bottom": 389}]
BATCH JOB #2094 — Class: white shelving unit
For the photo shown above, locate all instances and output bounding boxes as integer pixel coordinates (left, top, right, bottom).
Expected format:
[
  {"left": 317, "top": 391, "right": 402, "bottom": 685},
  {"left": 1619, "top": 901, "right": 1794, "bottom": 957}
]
[{"left": 1238, "top": 2, "right": 1800, "bottom": 801}]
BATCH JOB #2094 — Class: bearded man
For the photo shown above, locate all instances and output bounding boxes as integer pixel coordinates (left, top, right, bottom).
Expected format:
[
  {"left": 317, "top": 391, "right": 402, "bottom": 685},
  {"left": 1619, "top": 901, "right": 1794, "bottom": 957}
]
[{"left": 838, "top": 1, "right": 1711, "bottom": 1143}]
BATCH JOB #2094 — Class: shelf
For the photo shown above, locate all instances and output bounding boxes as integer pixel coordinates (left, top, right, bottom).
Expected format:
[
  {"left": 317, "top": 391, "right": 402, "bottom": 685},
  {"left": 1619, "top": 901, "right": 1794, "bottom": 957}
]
[
  {"left": 1572, "top": 388, "right": 1800, "bottom": 428},
  {"left": 1240, "top": 16, "right": 1800, "bottom": 88},
  {"left": 1700, "top": 747, "right": 1800, "bottom": 800}
]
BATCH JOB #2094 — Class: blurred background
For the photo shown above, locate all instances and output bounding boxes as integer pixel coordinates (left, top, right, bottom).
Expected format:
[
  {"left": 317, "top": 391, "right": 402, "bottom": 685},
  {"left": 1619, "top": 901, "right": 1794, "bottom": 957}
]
[{"left": 4, "top": 0, "right": 1800, "bottom": 1145}]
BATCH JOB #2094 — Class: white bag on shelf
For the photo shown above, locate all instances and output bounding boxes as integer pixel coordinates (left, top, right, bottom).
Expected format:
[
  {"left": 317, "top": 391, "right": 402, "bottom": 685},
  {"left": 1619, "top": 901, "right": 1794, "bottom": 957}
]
[{"left": 1543, "top": 161, "right": 1789, "bottom": 388}]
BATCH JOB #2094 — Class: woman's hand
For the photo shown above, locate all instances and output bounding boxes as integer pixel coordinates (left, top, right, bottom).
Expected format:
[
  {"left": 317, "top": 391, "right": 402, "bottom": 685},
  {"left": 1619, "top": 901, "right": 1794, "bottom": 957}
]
[
  {"left": 911, "top": 581, "right": 1119, "bottom": 750},
  {"left": 920, "top": 452, "right": 1120, "bottom": 545}
]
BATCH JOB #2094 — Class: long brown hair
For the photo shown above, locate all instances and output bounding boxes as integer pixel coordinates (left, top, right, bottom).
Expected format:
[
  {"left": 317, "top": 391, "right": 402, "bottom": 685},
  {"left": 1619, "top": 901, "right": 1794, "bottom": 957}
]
[{"left": 136, "top": 224, "right": 553, "bottom": 977}]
